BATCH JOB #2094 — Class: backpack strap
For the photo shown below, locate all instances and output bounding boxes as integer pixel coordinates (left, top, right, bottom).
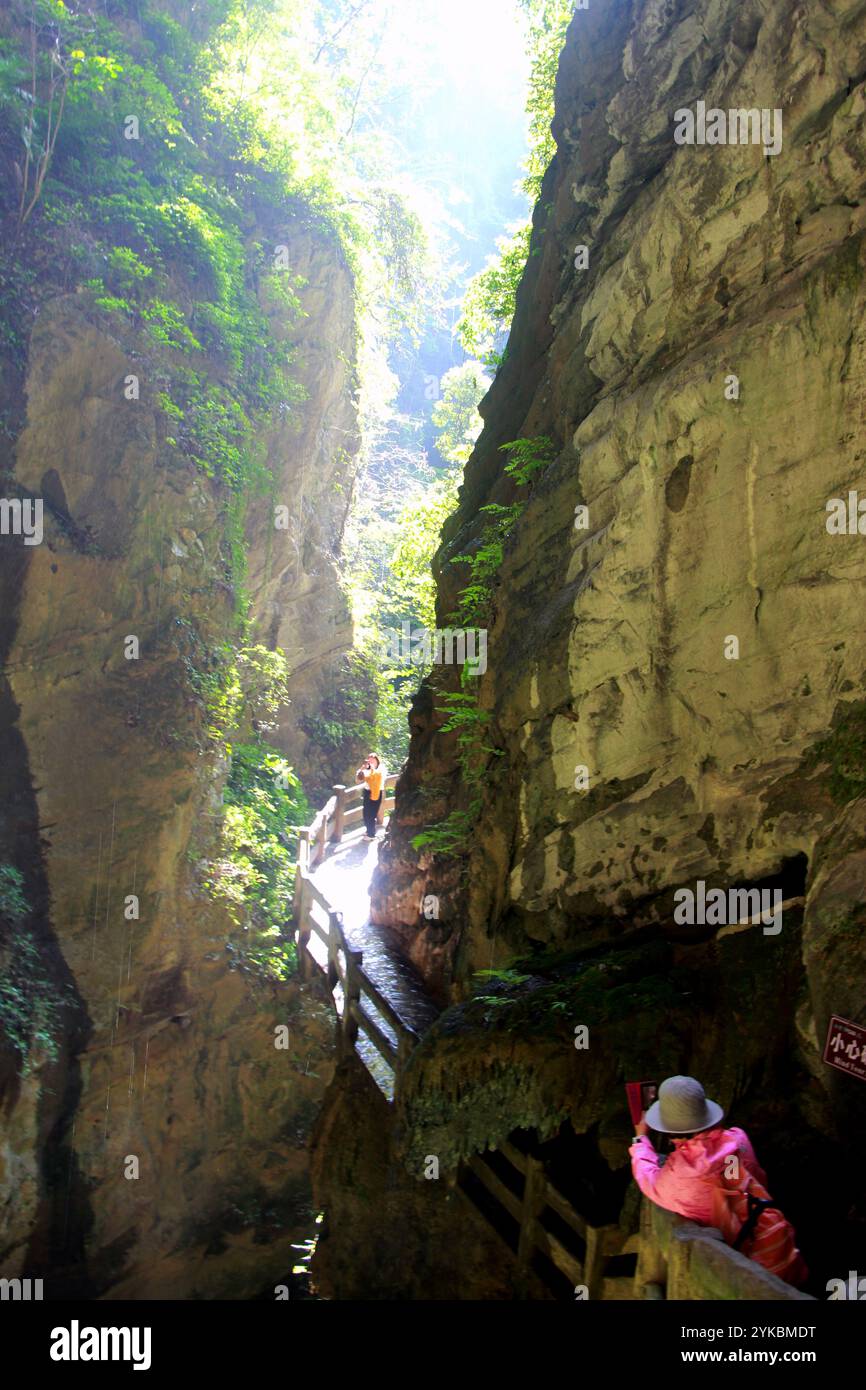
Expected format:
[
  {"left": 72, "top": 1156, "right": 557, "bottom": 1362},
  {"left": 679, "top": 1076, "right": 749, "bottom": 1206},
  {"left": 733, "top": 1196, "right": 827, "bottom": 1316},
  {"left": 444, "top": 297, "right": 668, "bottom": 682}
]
[{"left": 732, "top": 1193, "right": 776, "bottom": 1251}]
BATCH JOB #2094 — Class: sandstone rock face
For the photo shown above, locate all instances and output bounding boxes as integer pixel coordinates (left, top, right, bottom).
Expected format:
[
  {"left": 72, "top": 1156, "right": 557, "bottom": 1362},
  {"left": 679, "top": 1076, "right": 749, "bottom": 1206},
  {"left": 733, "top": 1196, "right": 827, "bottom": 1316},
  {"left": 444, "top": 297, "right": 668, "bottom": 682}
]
[
  {"left": 246, "top": 225, "right": 365, "bottom": 800},
  {"left": 373, "top": 0, "right": 866, "bottom": 1201},
  {"left": 0, "top": 216, "right": 355, "bottom": 1294},
  {"left": 310, "top": 1057, "right": 526, "bottom": 1300}
]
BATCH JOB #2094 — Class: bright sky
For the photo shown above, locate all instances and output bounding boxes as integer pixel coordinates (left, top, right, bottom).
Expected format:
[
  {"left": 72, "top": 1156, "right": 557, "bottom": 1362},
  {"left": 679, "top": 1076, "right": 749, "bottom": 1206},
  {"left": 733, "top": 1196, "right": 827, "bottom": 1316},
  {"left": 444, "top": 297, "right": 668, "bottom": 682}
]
[
  {"left": 410, "top": 0, "right": 530, "bottom": 86},
  {"left": 370, "top": 0, "right": 533, "bottom": 270}
]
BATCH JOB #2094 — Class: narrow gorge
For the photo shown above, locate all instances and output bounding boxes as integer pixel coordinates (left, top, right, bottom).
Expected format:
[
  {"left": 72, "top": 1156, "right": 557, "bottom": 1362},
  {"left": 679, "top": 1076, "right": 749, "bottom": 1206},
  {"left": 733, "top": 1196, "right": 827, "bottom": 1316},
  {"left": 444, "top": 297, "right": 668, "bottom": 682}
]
[{"left": 1, "top": 0, "right": 865, "bottom": 1328}]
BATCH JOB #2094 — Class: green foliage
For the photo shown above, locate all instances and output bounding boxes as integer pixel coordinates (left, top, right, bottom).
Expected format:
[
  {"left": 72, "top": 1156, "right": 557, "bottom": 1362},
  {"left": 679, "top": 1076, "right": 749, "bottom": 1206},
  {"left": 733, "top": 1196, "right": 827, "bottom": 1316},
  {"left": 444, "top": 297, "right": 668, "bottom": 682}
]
[
  {"left": 173, "top": 623, "right": 290, "bottom": 749},
  {"left": 457, "top": 222, "right": 530, "bottom": 364},
  {"left": 473, "top": 966, "right": 532, "bottom": 987},
  {"left": 1, "top": 0, "right": 125, "bottom": 228},
  {"left": 0, "top": 863, "right": 29, "bottom": 920},
  {"left": 412, "top": 437, "right": 554, "bottom": 857},
  {"left": 471, "top": 965, "right": 533, "bottom": 1014},
  {"left": 388, "top": 468, "right": 460, "bottom": 633},
  {"left": 518, "top": 0, "right": 575, "bottom": 201},
  {"left": 450, "top": 522, "right": 508, "bottom": 628},
  {"left": 105, "top": 246, "right": 153, "bottom": 294},
  {"left": 168, "top": 382, "right": 255, "bottom": 485},
  {"left": 449, "top": 436, "right": 553, "bottom": 626},
  {"left": 410, "top": 662, "right": 499, "bottom": 859},
  {"left": 344, "top": 356, "right": 490, "bottom": 765},
  {"left": 459, "top": 947, "right": 685, "bottom": 1038},
  {"left": 203, "top": 740, "right": 310, "bottom": 982},
  {"left": 202, "top": 0, "right": 435, "bottom": 341},
  {"left": 141, "top": 298, "right": 202, "bottom": 352},
  {"left": 0, "top": 863, "right": 67, "bottom": 1073},
  {"left": 500, "top": 433, "right": 555, "bottom": 485},
  {"left": 0, "top": 1, "right": 335, "bottom": 497},
  {"left": 0, "top": 257, "right": 36, "bottom": 367},
  {"left": 806, "top": 701, "right": 866, "bottom": 803},
  {"left": 411, "top": 802, "right": 482, "bottom": 857},
  {"left": 430, "top": 362, "right": 490, "bottom": 467},
  {"left": 344, "top": 399, "right": 466, "bottom": 769},
  {"left": 456, "top": 4, "right": 572, "bottom": 362},
  {"left": 438, "top": 688, "right": 497, "bottom": 760},
  {"left": 297, "top": 650, "right": 377, "bottom": 757}
]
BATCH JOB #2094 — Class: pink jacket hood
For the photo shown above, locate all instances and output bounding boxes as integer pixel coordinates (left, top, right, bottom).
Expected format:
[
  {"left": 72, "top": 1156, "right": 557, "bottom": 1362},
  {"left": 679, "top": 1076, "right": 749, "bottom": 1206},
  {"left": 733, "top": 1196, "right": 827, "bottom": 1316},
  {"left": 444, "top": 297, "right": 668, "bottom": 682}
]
[{"left": 667, "top": 1126, "right": 754, "bottom": 1175}]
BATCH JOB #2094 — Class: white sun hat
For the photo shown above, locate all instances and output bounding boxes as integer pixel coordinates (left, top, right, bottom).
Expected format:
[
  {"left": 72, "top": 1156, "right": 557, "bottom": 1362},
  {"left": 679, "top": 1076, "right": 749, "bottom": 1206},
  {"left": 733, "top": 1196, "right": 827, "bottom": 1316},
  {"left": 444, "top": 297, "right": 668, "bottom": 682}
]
[{"left": 644, "top": 1075, "right": 725, "bottom": 1134}]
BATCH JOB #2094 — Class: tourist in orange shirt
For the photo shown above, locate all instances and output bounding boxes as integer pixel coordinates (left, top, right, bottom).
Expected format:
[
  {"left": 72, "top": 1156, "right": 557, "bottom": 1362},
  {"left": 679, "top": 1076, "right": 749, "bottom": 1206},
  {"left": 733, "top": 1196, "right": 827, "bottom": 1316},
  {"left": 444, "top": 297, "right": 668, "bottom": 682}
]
[{"left": 356, "top": 753, "right": 385, "bottom": 839}]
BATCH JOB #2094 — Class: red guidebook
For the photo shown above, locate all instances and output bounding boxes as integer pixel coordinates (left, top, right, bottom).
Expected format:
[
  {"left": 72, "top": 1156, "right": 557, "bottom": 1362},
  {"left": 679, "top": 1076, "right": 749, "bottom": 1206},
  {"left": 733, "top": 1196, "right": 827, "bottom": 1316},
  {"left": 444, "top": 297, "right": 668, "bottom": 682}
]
[{"left": 626, "top": 1081, "right": 657, "bottom": 1128}]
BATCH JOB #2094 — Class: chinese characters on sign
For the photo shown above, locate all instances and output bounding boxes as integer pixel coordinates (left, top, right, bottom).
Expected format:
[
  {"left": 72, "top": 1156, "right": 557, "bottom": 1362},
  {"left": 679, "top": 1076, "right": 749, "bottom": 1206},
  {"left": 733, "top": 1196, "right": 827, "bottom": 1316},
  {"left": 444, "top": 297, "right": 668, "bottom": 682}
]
[{"left": 823, "top": 1015, "right": 866, "bottom": 1082}]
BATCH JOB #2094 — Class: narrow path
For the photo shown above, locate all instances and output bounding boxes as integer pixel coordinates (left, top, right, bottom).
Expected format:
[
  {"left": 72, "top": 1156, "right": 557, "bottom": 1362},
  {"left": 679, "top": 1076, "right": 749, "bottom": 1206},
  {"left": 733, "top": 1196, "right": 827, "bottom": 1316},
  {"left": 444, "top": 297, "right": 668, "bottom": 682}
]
[{"left": 309, "top": 829, "right": 439, "bottom": 1097}]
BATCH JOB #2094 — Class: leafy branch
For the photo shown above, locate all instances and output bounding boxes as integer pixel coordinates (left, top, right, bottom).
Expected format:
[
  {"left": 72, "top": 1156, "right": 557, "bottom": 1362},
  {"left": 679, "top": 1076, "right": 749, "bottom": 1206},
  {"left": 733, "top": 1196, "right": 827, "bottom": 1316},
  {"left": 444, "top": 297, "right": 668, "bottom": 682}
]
[
  {"left": 412, "top": 439, "right": 555, "bottom": 857},
  {"left": 14, "top": 0, "right": 121, "bottom": 230}
]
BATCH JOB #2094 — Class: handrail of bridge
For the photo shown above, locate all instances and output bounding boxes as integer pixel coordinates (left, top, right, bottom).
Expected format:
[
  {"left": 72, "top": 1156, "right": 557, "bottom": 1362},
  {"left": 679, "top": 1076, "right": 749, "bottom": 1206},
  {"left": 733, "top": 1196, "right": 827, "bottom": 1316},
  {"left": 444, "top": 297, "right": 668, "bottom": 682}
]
[
  {"left": 290, "top": 774, "right": 418, "bottom": 1099},
  {"left": 634, "top": 1196, "right": 815, "bottom": 1300},
  {"left": 295, "top": 773, "right": 398, "bottom": 872},
  {"left": 459, "top": 1143, "right": 816, "bottom": 1301},
  {"left": 458, "top": 1139, "right": 637, "bottom": 1299}
]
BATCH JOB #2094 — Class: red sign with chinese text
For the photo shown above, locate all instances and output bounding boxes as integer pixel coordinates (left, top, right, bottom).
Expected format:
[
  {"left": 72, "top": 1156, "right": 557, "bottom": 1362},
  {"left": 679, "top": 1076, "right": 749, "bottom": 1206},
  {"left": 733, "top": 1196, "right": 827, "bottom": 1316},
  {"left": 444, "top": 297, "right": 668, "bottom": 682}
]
[{"left": 823, "top": 1015, "right": 866, "bottom": 1082}]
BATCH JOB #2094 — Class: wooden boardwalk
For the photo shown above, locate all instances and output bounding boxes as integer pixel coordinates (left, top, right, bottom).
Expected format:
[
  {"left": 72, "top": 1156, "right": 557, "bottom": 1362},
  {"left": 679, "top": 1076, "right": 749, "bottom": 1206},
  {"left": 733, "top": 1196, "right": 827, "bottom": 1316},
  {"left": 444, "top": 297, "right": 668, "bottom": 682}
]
[{"left": 292, "top": 778, "right": 438, "bottom": 1100}]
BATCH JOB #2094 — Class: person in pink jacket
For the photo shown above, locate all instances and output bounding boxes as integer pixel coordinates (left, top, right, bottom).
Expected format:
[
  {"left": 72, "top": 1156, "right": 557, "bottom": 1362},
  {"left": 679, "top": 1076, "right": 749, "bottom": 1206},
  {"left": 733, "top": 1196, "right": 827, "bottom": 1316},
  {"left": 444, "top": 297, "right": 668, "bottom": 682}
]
[
  {"left": 629, "top": 1074, "right": 807, "bottom": 1285},
  {"left": 630, "top": 1075, "right": 765, "bottom": 1222}
]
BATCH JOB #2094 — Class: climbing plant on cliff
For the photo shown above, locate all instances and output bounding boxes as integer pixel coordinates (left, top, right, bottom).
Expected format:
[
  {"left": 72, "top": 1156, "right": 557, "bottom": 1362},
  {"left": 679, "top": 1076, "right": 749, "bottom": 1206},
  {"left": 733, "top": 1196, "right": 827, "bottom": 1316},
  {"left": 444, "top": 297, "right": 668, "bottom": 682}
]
[
  {"left": 0, "top": 864, "right": 68, "bottom": 1073},
  {"left": 412, "top": 437, "right": 554, "bottom": 857},
  {"left": 411, "top": 662, "right": 493, "bottom": 857},
  {"left": 190, "top": 642, "right": 315, "bottom": 980},
  {"left": 203, "top": 742, "right": 310, "bottom": 983},
  {"left": 450, "top": 435, "right": 554, "bottom": 624}
]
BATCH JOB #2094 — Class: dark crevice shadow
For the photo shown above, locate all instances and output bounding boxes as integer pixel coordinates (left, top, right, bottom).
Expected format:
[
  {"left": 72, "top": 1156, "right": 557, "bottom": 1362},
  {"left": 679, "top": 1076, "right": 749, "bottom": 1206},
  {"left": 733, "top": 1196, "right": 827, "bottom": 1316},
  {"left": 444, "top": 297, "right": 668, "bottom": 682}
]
[{"left": 0, "top": 534, "right": 94, "bottom": 1294}]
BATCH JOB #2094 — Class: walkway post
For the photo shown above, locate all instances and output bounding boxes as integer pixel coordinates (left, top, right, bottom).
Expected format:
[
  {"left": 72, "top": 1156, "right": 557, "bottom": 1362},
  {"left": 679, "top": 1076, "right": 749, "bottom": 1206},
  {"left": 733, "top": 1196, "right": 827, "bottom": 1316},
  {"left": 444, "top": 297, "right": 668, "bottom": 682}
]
[
  {"left": 514, "top": 1155, "right": 546, "bottom": 1297},
  {"left": 297, "top": 827, "right": 310, "bottom": 874},
  {"left": 343, "top": 946, "right": 363, "bottom": 1054},
  {"left": 394, "top": 1029, "right": 415, "bottom": 1103},
  {"left": 332, "top": 785, "right": 346, "bottom": 844},
  {"left": 327, "top": 909, "right": 342, "bottom": 989},
  {"left": 583, "top": 1223, "right": 607, "bottom": 1300},
  {"left": 312, "top": 813, "right": 326, "bottom": 868},
  {"left": 378, "top": 774, "right": 396, "bottom": 826},
  {"left": 296, "top": 882, "right": 311, "bottom": 981},
  {"left": 634, "top": 1198, "right": 666, "bottom": 1298},
  {"left": 293, "top": 829, "right": 312, "bottom": 977}
]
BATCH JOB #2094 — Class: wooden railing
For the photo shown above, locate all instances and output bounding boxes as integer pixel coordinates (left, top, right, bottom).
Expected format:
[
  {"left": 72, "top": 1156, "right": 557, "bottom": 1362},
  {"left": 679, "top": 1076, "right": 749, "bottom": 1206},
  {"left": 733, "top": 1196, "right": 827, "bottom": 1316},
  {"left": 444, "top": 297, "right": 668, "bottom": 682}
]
[
  {"left": 458, "top": 1140, "right": 637, "bottom": 1299},
  {"left": 296, "top": 774, "right": 398, "bottom": 872},
  {"left": 293, "top": 882, "right": 420, "bottom": 1099},
  {"left": 634, "top": 1198, "right": 814, "bottom": 1301},
  {"left": 291, "top": 774, "right": 418, "bottom": 1099},
  {"left": 460, "top": 1147, "right": 817, "bottom": 1301}
]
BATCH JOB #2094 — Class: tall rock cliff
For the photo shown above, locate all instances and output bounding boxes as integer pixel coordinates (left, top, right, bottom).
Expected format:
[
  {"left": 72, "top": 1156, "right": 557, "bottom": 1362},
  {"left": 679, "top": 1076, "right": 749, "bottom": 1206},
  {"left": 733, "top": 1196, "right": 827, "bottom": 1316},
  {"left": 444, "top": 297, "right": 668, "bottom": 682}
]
[
  {"left": 0, "top": 30, "right": 361, "bottom": 1288},
  {"left": 361, "top": 0, "right": 866, "bottom": 1289},
  {"left": 0, "top": 233, "right": 353, "bottom": 1295},
  {"left": 246, "top": 224, "right": 365, "bottom": 801}
]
